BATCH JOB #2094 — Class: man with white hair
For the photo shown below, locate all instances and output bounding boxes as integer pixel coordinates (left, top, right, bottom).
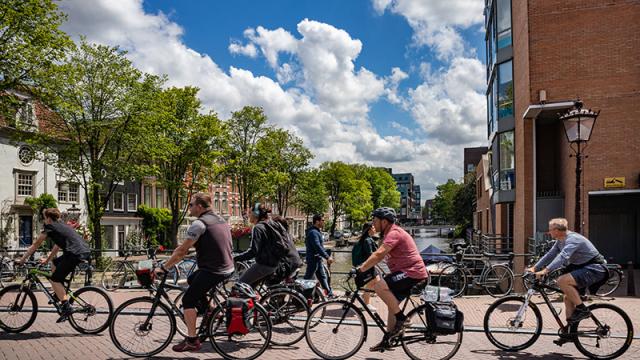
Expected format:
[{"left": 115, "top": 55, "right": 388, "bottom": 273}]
[{"left": 527, "top": 218, "right": 607, "bottom": 344}]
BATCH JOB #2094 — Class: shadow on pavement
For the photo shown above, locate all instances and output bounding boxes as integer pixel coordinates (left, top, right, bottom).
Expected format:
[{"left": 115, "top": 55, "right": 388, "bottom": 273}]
[
  {"left": 472, "top": 349, "right": 586, "bottom": 359},
  {"left": 1, "top": 331, "right": 86, "bottom": 340}
]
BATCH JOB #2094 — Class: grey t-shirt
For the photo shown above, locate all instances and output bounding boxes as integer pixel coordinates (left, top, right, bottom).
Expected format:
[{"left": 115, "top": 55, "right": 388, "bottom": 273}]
[{"left": 186, "top": 220, "right": 207, "bottom": 240}]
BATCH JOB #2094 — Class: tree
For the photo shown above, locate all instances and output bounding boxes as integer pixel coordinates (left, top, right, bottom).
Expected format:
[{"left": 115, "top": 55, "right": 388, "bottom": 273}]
[
  {"left": 431, "top": 179, "right": 462, "bottom": 224},
  {"left": 453, "top": 173, "right": 476, "bottom": 228},
  {"left": 293, "top": 169, "right": 328, "bottom": 223},
  {"left": 0, "top": 0, "right": 72, "bottom": 91},
  {"left": 355, "top": 165, "right": 400, "bottom": 209},
  {"left": 148, "top": 86, "right": 225, "bottom": 247},
  {"left": 222, "top": 106, "right": 271, "bottom": 211},
  {"left": 25, "top": 41, "right": 161, "bottom": 252},
  {"left": 256, "top": 129, "right": 313, "bottom": 217},
  {"left": 136, "top": 205, "right": 172, "bottom": 248}
]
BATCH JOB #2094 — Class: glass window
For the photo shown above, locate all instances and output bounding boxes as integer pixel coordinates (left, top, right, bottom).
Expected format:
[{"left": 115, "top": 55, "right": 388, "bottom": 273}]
[
  {"left": 58, "top": 183, "right": 68, "bottom": 202},
  {"left": 499, "top": 131, "right": 515, "bottom": 190},
  {"left": 113, "top": 192, "right": 124, "bottom": 211},
  {"left": 497, "top": 0, "right": 512, "bottom": 49},
  {"left": 69, "top": 184, "right": 78, "bottom": 203},
  {"left": 17, "top": 173, "right": 34, "bottom": 196},
  {"left": 144, "top": 186, "right": 152, "bottom": 206},
  {"left": 103, "top": 225, "right": 114, "bottom": 249},
  {"left": 156, "top": 188, "right": 164, "bottom": 208},
  {"left": 127, "top": 193, "right": 137, "bottom": 212},
  {"left": 498, "top": 61, "right": 513, "bottom": 119}
]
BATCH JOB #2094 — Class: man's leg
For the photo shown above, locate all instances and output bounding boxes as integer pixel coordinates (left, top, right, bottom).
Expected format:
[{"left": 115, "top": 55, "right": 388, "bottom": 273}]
[
  {"left": 304, "top": 259, "right": 318, "bottom": 280},
  {"left": 373, "top": 278, "right": 401, "bottom": 332},
  {"left": 558, "top": 274, "right": 581, "bottom": 320},
  {"left": 315, "top": 262, "right": 333, "bottom": 297}
]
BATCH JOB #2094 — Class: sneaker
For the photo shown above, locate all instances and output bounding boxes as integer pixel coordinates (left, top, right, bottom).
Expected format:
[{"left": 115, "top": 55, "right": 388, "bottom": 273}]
[
  {"left": 553, "top": 329, "right": 575, "bottom": 346},
  {"left": 172, "top": 338, "right": 202, "bottom": 352},
  {"left": 369, "top": 335, "right": 391, "bottom": 352},
  {"left": 326, "top": 293, "right": 339, "bottom": 300},
  {"left": 567, "top": 307, "right": 591, "bottom": 324},
  {"left": 387, "top": 316, "right": 408, "bottom": 340},
  {"left": 56, "top": 303, "right": 73, "bottom": 323}
]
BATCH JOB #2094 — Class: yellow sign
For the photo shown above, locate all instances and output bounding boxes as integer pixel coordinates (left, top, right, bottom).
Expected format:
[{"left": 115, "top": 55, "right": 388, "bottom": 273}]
[{"left": 604, "top": 177, "right": 625, "bottom": 188}]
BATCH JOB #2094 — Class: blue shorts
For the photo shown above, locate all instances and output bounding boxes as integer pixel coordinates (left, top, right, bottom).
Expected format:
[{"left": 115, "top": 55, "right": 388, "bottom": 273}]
[{"left": 570, "top": 265, "right": 607, "bottom": 289}]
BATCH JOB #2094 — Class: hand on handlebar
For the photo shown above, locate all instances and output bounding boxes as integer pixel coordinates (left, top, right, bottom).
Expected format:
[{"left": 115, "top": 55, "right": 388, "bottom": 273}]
[
  {"left": 38, "top": 257, "right": 48, "bottom": 265},
  {"left": 348, "top": 267, "right": 359, "bottom": 277}
]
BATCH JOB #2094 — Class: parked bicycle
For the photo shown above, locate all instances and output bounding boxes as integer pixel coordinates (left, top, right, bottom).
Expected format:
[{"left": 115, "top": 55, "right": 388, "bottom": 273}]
[
  {"left": 100, "top": 247, "right": 177, "bottom": 290},
  {"left": 304, "top": 271, "right": 463, "bottom": 360},
  {"left": 109, "top": 268, "right": 272, "bottom": 359},
  {"left": 0, "top": 261, "right": 113, "bottom": 334},
  {"left": 484, "top": 272, "right": 633, "bottom": 359}
]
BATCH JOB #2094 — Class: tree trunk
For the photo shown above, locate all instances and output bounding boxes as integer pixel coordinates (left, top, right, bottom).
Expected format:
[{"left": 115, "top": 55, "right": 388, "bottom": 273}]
[{"left": 170, "top": 207, "right": 180, "bottom": 248}]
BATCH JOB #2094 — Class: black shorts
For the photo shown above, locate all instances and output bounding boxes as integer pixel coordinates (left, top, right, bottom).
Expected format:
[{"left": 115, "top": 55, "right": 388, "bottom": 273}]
[
  {"left": 51, "top": 253, "right": 89, "bottom": 283},
  {"left": 182, "top": 270, "right": 232, "bottom": 309},
  {"left": 384, "top": 271, "right": 422, "bottom": 302}
]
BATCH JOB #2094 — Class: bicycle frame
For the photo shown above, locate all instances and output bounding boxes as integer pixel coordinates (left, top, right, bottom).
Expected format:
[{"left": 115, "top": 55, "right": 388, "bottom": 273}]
[{"left": 20, "top": 267, "right": 84, "bottom": 313}]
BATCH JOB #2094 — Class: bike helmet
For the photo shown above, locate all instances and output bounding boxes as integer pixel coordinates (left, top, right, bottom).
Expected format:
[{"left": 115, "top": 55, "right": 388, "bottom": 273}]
[
  {"left": 231, "top": 282, "right": 258, "bottom": 299},
  {"left": 371, "top": 207, "right": 397, "bottom": 223}
]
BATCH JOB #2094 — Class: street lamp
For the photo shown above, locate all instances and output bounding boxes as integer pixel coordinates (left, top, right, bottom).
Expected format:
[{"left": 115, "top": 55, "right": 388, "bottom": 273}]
[{"left": 560, "top": 100, "right": 599, "bottom": 233}]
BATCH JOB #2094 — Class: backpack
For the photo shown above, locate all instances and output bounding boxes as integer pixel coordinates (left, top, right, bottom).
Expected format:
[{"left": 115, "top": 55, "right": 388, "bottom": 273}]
[
  {"left": 226, "top": 297, "right": 255, "bottom": 335},
  {"left": 263, "top": 220, "right": 291, "bottom": 260},
  {"left": 352, "top": 237, "right": 378, "bottom": 266},
  {"left": 425, "top": 302, "right": 464, "bottom": 335}
]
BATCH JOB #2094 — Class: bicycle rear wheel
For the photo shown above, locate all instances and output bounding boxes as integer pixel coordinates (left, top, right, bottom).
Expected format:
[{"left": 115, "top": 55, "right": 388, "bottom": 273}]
[
  {"left": 208, "top": 303, "right": 271, "bottom": 360},
  {"left": 0, "top": 284, "right": 37, "bottom": 333},
  {"left": 438, "top": 264, "right": 467, "bottom": 298},
  {"left": 483, "top": 295, "right": 542, "bottom": 351},
  {"left": 261, "top": 288, "right": 309, "bottom": 346},
  {"left": 304, "top": 300, "right": 366, "bottom": 360},
  {"left": 572, "top": 303, "right": 633, "bottom": 359},
  {"left": 595, "top": 269, "right": 622, "bottom": 297},
  {"left": 109, "top": 297, "right": 176, "bottom": 357},
  {"left": 402, "top": 304, "right": 462, "bottom": 360},
  {"left": 101, "top": 262, "right": 132, "bottom": 291},
  {"left": 68, "top": 286, "right": 113, "bottom": 334},
  {"left": 483, "top": 265, "right": 514, "bottom": 297}
]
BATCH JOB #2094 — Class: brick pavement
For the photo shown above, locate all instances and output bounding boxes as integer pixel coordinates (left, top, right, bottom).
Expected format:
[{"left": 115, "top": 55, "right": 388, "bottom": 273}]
[{"left": 1, "top": 289, "right": 639, "bottom": 360}]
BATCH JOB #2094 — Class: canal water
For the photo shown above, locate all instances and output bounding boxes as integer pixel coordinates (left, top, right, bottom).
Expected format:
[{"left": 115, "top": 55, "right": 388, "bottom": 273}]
[{"left": 327, "top": 228, "right": 452, "bottom": 287}]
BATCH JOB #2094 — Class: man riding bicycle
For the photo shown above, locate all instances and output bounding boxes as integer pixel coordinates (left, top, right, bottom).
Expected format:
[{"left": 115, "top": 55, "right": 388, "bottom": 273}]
[
  {"left": 527, "top": 217, "right": 608, "bottom": 344},
  {"left": 354, "top": 207, "right": 428, "bottom": 352},
  {"left": 17, "top": 208, "right": 91, "bottom": 323},
  {"left": 155, "top": 193, "right": 234, "bottom": 352}
]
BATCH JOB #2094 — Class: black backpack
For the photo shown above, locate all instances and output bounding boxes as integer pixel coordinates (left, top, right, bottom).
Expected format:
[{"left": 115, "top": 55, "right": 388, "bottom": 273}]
[{"left": 263, "top": 220, "right": 291, "bottom": 260}]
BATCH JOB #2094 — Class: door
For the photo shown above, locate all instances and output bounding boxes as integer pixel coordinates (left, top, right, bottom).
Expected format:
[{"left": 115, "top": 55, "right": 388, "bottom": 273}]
[
  {"left": 19, "top": 216, "right": 33, "bottom": 248},
  {"left": 589, "top": 193, "right": 640, "bottom": 265}
]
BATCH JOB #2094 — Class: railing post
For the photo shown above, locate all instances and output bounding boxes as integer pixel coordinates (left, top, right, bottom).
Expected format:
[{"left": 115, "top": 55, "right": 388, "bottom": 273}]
[{"left": 626, "top": 261, "right": 635, "bottom": 296}]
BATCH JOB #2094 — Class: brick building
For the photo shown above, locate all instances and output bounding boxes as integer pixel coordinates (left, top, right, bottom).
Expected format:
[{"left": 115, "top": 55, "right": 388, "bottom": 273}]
[{"left": 481, "top": 0, "right": 640, "bottom": 268}]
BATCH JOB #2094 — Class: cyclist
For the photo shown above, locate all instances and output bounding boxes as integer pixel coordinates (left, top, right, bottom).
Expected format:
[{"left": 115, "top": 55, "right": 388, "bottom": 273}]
[
  {"left": 269, "top": 215, "right": 303, "bottom": 283},
  {"left": 354, "top": 207, "right": 428, "bottom": 352},
  {"left": 17, "top": 208, "right": 91, "bottom": 323},
  {"left": 351, "top": 222, "right": 379, "bottom": 311},
  {"left": 527, "top": 217, "right": 608, "bottom": 344},
  {"left": 155, "top": 192, "right": 234, "bottom": 352},
  {"left": 304, "top": 214, "right": 335, "bottom": 298},
  {"left": 234, "top": 203, "right": 290, "bottom": 286}
]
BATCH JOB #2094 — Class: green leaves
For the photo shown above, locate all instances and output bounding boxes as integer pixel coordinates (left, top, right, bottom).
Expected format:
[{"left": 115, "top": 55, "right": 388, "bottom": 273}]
[{"left": 431, "top": 174, "right": 476, "bottom": 227}]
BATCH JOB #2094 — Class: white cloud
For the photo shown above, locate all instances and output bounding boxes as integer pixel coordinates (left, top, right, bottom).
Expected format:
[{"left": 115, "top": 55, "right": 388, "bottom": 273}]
[
  {"left": 229, "top": 41, "right": 258, "bottom": 58},
  {"left": 385, "top": 67, "right": 409, "bottom": 106}
]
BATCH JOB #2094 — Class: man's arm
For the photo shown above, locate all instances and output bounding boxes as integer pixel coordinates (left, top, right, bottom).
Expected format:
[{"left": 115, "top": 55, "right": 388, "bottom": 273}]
[
  {"left": 545, "top": 239, "right": 580, "bottom": 272},
  {"left": 532, "top": 241, "right": 559, "bottom": 271},
  {"left": 43, "top": 245, "right": 60, "bottom": 264},
  {"left": 312, "top": 231, "right": 329, "bottom": 259},
  {"left": 358, "top": 244, "right": 392, "bottom": 272},
  {"left": 19, "top": 232, "right": 48, "bottom": 264}
]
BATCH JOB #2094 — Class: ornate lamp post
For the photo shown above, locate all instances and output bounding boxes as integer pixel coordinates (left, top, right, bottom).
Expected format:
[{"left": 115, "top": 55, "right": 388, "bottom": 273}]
[{"left": 560, "top": 101, "right": 599, "bottom": 233}]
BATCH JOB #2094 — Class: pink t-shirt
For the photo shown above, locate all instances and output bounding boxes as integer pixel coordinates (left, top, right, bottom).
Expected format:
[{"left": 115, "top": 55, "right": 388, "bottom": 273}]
[{"left": 383, "top": 224, "right": 428, "bottom": 280}]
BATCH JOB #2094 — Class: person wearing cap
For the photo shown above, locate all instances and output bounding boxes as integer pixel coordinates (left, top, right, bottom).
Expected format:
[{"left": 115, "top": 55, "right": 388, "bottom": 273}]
[
  {"left": 354, "top": 207, "right": 428, "bottom": 352},
  {"left": 304, "top": 214, "right": 335, "bottom": 298}
]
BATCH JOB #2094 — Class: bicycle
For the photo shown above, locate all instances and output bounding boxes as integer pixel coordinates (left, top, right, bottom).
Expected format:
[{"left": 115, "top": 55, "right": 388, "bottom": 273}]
[
  {"left": 438, "top": 247, "right": 514, "bottom": 298},
  {"left": 0, "top": 261, "right": 113, "bottom": 334},
  {"left": 484, "top": 272, "right": 633, "bottom": 359},
  {"left": 109, "top": 269, "right": 272, "bottom": 359},
  {"left": 304, "top": 272, "right": 463, "bottom": 360},
  {"left": 100, "top": 247, "right": 178, "bottom": 290},
  {"left": 524, "top": 263, "right": 624, "bottom": 298}
]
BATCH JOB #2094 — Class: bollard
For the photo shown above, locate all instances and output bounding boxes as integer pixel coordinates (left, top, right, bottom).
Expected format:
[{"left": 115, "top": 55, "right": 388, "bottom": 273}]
[{"left": 627, "top": 261, "right": 635, "bottom": 297}]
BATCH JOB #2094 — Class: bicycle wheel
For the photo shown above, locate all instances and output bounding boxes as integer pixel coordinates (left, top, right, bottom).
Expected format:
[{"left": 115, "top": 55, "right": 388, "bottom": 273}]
[
  {"left": 101, "top": 262, "right": 132, "bottom": 291},
  {"left": 208, "top": 303, "right": 272, "bottom": 360},
  {"left": 0, "top": 284, "right": 38, "bottom": 333},
  {"left": 109, "top": 297, "right": 176, "bottom": 357},
  {"left": 261, "top": 288, "right": 309, "bottom": 346},
  {"left": 68, "top": 286, "right": 113, "bottom": 334},
  {"left": 176, "top": 259, "right": 197, "bottom": 285},
  {"left": 483, "top": 295, "right": 542, "bottom": 351},
  {"left": 304, "top": 300, "right": 366, "bottom": 360},
  {"left": 438, "top": 264, "right": 467, "bottom": 298},
  {"left": 572, "top": 303, "right": 633, "bottom": 359},
  {"left": 483, "top": 264, "right": 514, "bottom": 297},
  {"left": 595, "top": 269, "right": 622, "bottom": 297},
  {"left": 402, "top": 304, "right": 462, "bottom": 360}
]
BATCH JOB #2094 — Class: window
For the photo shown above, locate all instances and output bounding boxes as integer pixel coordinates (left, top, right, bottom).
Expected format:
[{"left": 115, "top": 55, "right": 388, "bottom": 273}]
[
  {"left": 15, "top": 101, "right": 37, "bottom": 129},
  {"left": 214, "top": 199, "right": 219, "bottom": 211},
  {"left": 127, "top": 193, "right": 137, "bottom": 212},
  {"left": 103, "top": 225, "right": 114, "bottom": 249},
  {"left": 113, "top": 192, "right": 124, "bottom": 211},
  {"left": 144, "top": 186, "right": 152, "bottom": 206},
  {"left": 498, "top": 61, "right": 513, "bottom": 119},
  {"left": 155, "top": 188, "right": 164, "bottom": 208},
  {"left": 117, "top": 225, "right": 125, "bottom": 250},
  {"left": 58, "top": 182, "right": 79, "bottom": 203},
  {"left": 499, "top": 131, "right": 515, "bottom": 190},
  {"left": 222, "top": 199, "right": 228, "bottom": 214},
  {"left": 17, "top": 172, "right": 34, "bottom": 196},
  {"left": 496, "top": 0, "right": 512, "bottom": 49},
  {"left": 18, "top": 146, "right": 35, "bottom": 165}
]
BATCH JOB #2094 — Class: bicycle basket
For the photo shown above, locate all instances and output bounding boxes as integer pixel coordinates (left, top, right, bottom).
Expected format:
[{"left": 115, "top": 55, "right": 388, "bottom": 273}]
[{"left": 135, "top": 268, "right": 155, "bottom": 287}]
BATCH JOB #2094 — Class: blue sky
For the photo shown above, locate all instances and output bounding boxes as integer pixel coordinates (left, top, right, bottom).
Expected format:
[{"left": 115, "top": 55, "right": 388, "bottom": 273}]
[{"left": 59, "top": 0, "right": 488, "bottom": 199}]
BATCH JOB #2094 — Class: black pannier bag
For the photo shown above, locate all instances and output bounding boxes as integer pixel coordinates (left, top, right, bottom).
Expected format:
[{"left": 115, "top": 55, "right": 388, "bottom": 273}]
[{"left": 425, "top": 302, "right": 464, "bottom": 335}]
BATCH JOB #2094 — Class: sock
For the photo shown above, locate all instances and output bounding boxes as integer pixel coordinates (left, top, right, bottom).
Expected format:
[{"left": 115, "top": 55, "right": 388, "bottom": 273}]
[
  {"left": 187, "top": 336, "right": 199, "bottom": 344},
  {"left": 395, "top": 311, "right": 406, "bottom": 322},
  {"left": 575, "top": 304, "right": 587, "bottom": 311}
]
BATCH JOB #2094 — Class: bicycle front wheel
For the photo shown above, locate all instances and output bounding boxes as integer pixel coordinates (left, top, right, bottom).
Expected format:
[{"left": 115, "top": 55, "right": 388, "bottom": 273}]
[
  {"left": 101, "top": 262, "right": 131, "bottom": 291},
  {"left": 68, "top": 286, "right": 113, "bottom": 334},
  {"left": 109, "top": 297, "right": 176, "bottom": 357},
  {"left": 483, "top": 295, "right": 542, "bottom": 351},
  {"left": 572, "top": 303, "right": 633, "bottom": 359},
  {"left": 304, "top": 300, "right": 366, "bottom": 360},
  {"left": 438, "top": 264, "right": 467, "bottom": 298},
  {"left": 208, "top": 303, "right": 272, "bottom": 360},
  {"left": 595, "top": 269, "right": 622, "bottom": 297},
  {"left": 402, "top": 304, "right": 462, "bottom": 360},
  {"left": 0, "top": 284, "right": 38, "bottom": 333},
  {"left": 483, "top": 265, "right": 514, "bottom": 297},
  {"left": 261, "top": 288, "right": 309, "bottom": 346}
]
